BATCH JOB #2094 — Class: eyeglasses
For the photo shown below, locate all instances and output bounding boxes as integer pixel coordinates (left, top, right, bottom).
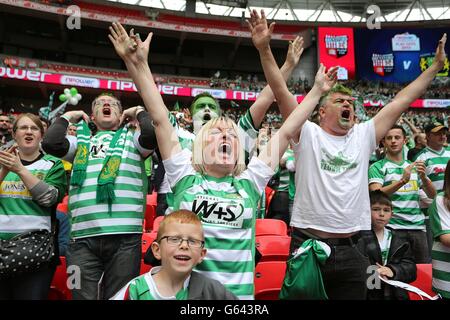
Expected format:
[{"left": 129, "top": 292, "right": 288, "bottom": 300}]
[
  {"left": 92, "top": 98, "right": 121, "bottom": 109},
  {"left": 16, "top": 125, "right": 40, "bottom": 132},
  {"left": 159, "top": 236, "right": 205, "bottom": 248}
]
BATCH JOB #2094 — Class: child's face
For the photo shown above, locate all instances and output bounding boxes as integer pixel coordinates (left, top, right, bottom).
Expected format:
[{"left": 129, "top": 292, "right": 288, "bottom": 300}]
[
  {"left": 371, "top": 202, "right": 392, "bottom": 230},
  {"left": 152, "top": 221, "right": 207, "bottom": 276}
]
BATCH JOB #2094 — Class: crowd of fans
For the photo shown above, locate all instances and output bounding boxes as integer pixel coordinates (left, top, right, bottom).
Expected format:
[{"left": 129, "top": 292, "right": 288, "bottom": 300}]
[
  {"left": 0, "top": 14, "right": 448, "bottom": 303},
  {"left": 208, "top": 71, "right": 450, "bottom": 99},
  {"left": 170, "top": 104, "right": 450, "bottom": 136}
]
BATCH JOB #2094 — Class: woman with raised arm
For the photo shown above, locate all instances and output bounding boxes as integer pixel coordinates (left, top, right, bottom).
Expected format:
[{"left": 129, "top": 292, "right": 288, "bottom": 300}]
[{"left": 109, "top": 22, "right": 337, "bottom": 299}]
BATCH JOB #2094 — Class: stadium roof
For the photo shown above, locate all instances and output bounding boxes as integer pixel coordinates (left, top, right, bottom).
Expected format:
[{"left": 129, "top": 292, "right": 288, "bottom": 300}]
[{"left": 107, "top": 0, "right": 450, "bottom": 22}]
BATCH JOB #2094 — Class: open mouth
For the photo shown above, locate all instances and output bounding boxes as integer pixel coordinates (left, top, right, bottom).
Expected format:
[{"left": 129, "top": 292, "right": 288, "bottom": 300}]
[
  {"left": 203, "top": 113, "right": 211, "bottom": 121},
  {"left": 102, "top": 107, "right": 112, "bottom": 116},
  {"left": 24, "top": 137, "right": 34, "bottom": 142},
  {"left": 174, "top": 255, "right": 191, "bottom": 261},
  {"left": 341, "top": 110, "right": 350, "bottom": 120},
  {"left": 218, "top": 143, "right": 232, "bottom": 155}
]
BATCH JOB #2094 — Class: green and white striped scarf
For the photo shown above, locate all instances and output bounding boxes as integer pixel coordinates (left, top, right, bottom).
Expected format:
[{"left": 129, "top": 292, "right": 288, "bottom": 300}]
[{"left": 71, "top": 121, "right": 128, "bottom": 206}]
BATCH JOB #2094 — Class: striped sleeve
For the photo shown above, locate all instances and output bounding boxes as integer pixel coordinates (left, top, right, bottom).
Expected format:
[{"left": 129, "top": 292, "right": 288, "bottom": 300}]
[
  {"left": 368, "top": 161, "right": 385, "bottom": 185},
  {"left": 429, "top": 194, "right": 450, "bottom": 239},
  {"left": 43, "top": 156, "right": 67, "bottom": 203},
  {"left": 162, "top": 148, "right": 196, "bottom": 189},
  {"left": 237, "top": 110, "right": 259, "bottom": 156},
  {"left": 239, "top": 156, "right": 275, "bottom": 195}
]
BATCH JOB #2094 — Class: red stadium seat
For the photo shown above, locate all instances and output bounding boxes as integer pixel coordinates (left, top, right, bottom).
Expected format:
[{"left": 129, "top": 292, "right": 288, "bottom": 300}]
[
  {"left": 254, "top": 261, "right": 287, "bottom": 300},
  {"left": 147, "top": 193, "right": 157, "bottom": 206},
  {"left": 49, "top": 257, "right": 72, "bottom": 300},
  {"left": 265, "top": 186, "right": 275, "bottom": 216},
  {"left": 142, "top": 232, "right": 157, "bottom": 257},
  {"left": 140, "top": 258, "right": 151, "bottom": 274},
  {"left": 62, "top": 195, "right": 69, "bottom": 204},
  {"left": 255, "top": 235, "right": 291, "bottom": 262},
  {"left": 56, "top": 203, "right": 68, "bottom": 214},
  {"left": 408, "top": 264, "right": 436, "bottom": 300},
  {"left": 144, "top": 193, "right": 158, "bottom": 232},
  {"left": 153, "top": 216, "right": 164, "bottom": 232},
  {"left": 256, "top": 219, "right": 288, "bottom": 237}
]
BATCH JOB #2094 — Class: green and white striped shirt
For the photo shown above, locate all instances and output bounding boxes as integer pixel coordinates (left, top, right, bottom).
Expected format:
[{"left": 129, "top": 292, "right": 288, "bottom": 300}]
[
  {"left": 413, "top": 146, "right": 450, "bottom": 192},
  {"left": 368, "top": 158, "right": 424, "bottom": 230},
  {"left": 164, "top": 149, "right": 274, "bottom": 299},
  {"left": 0, "top": 154, "right": 66, "bottom": 240},
  {"left": 68, "top": 129, "right": 151, "bottom": 239},
  {"left": 428, "top": 193, "right": 450, "bottom": 299},
  {"left": 274, "top": 148, "right": 296, "bottom": 200},
  {"left": 111, "top": 266, "right": 189, "bottom": 300}
]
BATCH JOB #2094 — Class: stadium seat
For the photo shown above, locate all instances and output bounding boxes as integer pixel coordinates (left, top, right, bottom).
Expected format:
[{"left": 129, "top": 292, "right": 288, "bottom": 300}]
[
  {"left": 153, "top": 216, "right": 164, "bottom": 232},
  {"left": 256, "top": 219, "right": 288, "bottom": 237},
  {"left": 254, "top": 261, "right": 287, "bottom": 300},
  {"left": 265, "top": 186, "right": 275, "bottom": 215},
  {"left": 142, "top": 232, "right": 157, "bottom": 257},
  {"left": 255, "top": 235, "right": 291, "bottom": 262},
  {"left": 408, "top": 263, "right": 436, "bottom": 300},
  {"left": 56, "top": 202, "right": 68, "bottom": 214},
  {"left": 140, "top": 258, "right": 151, "bottom": 274},
  {"left": 144, "top": 193, "right": 158, "bottom": 232},
  {"left": 49, "top": 257, "right": 71, "bottom": 300},
  {"left": 62, "top": 195, "right": 69, "bottom": 204},
  {"left": 147, "top": 192, "right": 158, "bottom": 206}
]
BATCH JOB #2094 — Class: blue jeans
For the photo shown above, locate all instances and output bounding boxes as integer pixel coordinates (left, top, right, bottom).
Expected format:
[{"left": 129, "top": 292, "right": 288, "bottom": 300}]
[
  {"left": 290, "top": 228, "right": 371, "bottom": 300},
  {"left": 0, "top": 264, "right": 56, "bottom": 300},
  {"left": 56, "top": 211, "right": 70, "bottom": 256},
  {"left": 66, "top": 233, "right": 142, "bottom": 300}
]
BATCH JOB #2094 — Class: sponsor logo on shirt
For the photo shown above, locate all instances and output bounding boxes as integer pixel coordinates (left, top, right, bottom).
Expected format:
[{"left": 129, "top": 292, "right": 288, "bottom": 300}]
[
  {"left": 192, "top": 194, "right": 245, "bottom": 228},
  {"left": 90, "top": 134, "right": 112, "bottom": 159},
  {"left": 432, "top": 167, "right": 446, "bottom": 175},
  {"left": 320, "top": 149, "right": 357, "bottom": 173},
  {"left": 0, "top": 181, "right": 32, "bottom": 198}
]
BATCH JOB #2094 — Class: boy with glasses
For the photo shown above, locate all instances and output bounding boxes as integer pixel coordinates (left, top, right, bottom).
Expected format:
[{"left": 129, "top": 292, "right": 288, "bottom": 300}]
[{"left": 111, "top": 210, "right": 237, "bottom": 300}]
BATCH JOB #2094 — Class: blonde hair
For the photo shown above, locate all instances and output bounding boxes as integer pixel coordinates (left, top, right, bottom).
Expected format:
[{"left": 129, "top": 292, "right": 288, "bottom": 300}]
[
  {"left": 157, "top": 210, "right": 203, "bottom": 240},
  {"left": 191, "top": 116, "right": 246, "bottom": 176}
]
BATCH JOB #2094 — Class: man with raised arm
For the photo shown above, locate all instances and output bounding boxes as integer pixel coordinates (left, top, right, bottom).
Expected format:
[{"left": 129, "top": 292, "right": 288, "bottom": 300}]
[{"left": 248, "top": 9, "right": 447, "bottom": 299}]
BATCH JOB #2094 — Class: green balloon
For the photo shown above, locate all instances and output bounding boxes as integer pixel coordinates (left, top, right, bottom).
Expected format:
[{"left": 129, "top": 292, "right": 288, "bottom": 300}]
[
  {"left": 70, "top": 87, "right": 78, "bottom": 96},
  {"left": 59, "top": 94, "right": 67, "bottom": 102}
]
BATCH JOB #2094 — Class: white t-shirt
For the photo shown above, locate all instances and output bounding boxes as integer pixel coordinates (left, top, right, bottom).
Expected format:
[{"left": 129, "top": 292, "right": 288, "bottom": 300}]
[{"left": 291, "top": 120, "right": 376, "bottom": 233}]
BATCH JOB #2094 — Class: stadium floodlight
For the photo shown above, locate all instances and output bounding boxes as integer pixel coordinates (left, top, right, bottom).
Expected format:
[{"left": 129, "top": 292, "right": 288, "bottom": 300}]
[{"left": 203, "top": 0, "right": 248, "bottom": 9}]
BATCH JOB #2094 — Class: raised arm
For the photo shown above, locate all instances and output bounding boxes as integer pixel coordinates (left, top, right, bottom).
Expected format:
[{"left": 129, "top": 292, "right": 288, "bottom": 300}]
[
  {"left": 247, "top": 10, "right": 298, "bottom": 120},
  {"left": 373, "top": 34, "right": 447, "bottom": 143},
  {"left": 249, "top": 36, "right": 304, "bottom": 128},
  {"left": 109, "top": 22, "right": 181, "bottom": 160},
  {"left": 401, "top": 116, "right": 420, "bottom": 135},
  {"left": 258, "top": 64, "right": 338, "bottom": 170}
]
